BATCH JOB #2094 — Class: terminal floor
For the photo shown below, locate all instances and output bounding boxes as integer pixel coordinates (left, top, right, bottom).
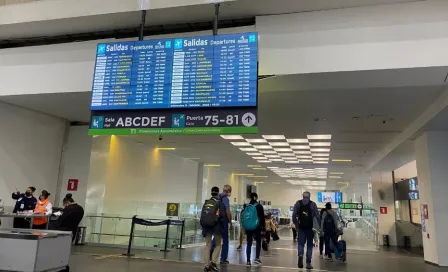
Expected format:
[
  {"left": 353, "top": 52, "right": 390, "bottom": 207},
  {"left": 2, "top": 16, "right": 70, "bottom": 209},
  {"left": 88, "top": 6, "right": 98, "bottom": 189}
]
[{"left": 71, "top": 232, "right": 443, "bottom": 271}]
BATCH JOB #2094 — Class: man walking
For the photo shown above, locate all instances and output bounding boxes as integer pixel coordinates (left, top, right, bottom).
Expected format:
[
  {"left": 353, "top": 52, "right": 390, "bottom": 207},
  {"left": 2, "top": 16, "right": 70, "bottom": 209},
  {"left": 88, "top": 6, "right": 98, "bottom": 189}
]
[
  {"left": 201, "top": 187, "right": 226, "bottom": 272},
  {"left": 211, "top": 185, "right": 232, "bottom": 264},
  {"left": 293, "top": 191, "right": 320, "bottom": 270}
]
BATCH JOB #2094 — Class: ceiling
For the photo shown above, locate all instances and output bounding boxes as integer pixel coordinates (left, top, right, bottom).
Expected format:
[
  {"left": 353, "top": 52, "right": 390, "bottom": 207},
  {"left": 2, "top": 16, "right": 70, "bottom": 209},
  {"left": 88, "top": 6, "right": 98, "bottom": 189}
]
[
  {"left": 0, "top": 0, "right": 422, "bottom": 40},
  {"left": 2, "top": 68, "right": 445, "bottom": 190}
]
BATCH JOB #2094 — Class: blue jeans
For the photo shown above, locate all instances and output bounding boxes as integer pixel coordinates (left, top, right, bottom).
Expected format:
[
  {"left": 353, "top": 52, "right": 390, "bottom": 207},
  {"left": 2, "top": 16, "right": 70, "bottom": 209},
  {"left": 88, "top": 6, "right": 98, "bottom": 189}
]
[
  {"left": 298, "top": 228, "right": 314, "bottom": 264},
  {"left": 211, "top": 221, "right": 229, "bottom": 261}
]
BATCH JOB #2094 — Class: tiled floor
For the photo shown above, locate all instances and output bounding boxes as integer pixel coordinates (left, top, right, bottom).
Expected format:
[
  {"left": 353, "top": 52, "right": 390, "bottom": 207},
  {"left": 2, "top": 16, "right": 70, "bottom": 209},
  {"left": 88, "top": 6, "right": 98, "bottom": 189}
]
[{"left": 70, "top": 228, "right": 447, "bottom": 271}]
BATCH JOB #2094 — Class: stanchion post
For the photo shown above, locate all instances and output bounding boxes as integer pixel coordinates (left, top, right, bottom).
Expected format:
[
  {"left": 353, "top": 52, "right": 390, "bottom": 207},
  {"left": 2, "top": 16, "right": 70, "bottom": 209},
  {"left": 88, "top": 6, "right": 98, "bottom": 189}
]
[
  {"left": 179, "top": 220, "right": 185, "bottom": 250},
  {"left": 162, "top": 219, "right": 171, "bottom": 252},
  {"left": 122, "top": 215, "right": 136, "bottom": 257}
]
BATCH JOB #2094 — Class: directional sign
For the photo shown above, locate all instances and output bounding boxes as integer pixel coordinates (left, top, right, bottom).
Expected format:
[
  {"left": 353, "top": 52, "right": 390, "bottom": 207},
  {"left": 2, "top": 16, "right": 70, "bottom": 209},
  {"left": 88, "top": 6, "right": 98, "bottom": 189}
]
[
  {"left": 338, "top": 203, "right": 364, "bottom": 210},
  {"left": 89, "top": 108, "right": 258, "bottom": 135}
]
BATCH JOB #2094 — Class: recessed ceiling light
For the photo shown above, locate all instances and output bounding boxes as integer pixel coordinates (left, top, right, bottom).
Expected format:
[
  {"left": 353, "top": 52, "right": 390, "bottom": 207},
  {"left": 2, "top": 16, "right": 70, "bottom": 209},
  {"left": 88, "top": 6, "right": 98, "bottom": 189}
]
[
  {"left": 307, "top": 135, "right": 332, "bottom": 140},
  {"left": 314, "top": 158, "right": 329, "bottom": 161},
  {"left": 247, "top": 152, "right": 263, "bottom": 156},
  {"left": 287, "top": 139, "right": 308, "bottom": 143},
  {"left": 247, "top": 165, "right": 262, "bottom": 168},
  {"left": 265, "top": 155, "right": 281, "bottom": 158},
  {"left": 258, "top": 160, "right": 272, "bottom": 163},
  {"left": 156, "top": 148, "right": 176, "bottom": 150},
  {"left": 274, "top": 148, "right": 293, "bottom": 152},
  {"left": 285, "top": 161, "right": 301, "bottom": 164},
  {"left": 310, "top": 148, "right": 330, "bottom": 152},
  {"left": 279, "top": 153, "right": 295, "bottom": 157},
  {"left": 294, "top": 150, "right": 312, "bottom": 154},
  {"left": 309, "top": 142, "right": 331, "bottom": 147},
  {"left": 205, "top": 164, "right": 220, "bottom": 167},
  {"left": 270, "top": 159, "right": 284, "bottom": 162},
  {"left": 246, "top": 139, "right": 267, "bottom": 143},
  {"left": 297, "top": 156, "right": 313, "bottom": 159},
  {"left": 240, "top": 148, "right": 258, "bottom": 152},
  {"left": 221, "top": 135, "right": 244, "bottom": 140},
  {"left": 267, "top": 167, "right": 279, "bottom": 169},
  {"left": 312, "top": 153, "right": 329, "bottom": 157},
  {"left": 291, "top": 145, "right": 310, "bottom": 150},
  {"left": 270, "top": 142, "right": 289, "bottom": 147},
  {"left": 253, "top": 157, "right": 267, "bottom": 160},
  {"left": 254, "top": 145, "right": 273, "bottom": 149},
  {"left": 329, "top": 176, "right": 342, "bottom": 179},
  {"left": 332, "top": 159, "right": 352, "bottom": 162},
  {"left": 314, "top": 161, "right": 329, "bottom": 164},
  {"left": 330, "top": 172, "right": 344, "bottom": 175},
  {"left": 263, "top": 135, "right": 286, "bottom": 140},
  {"left": 231, "top": 142, "right": 252, "bottom": 146},
  {"left": 253, "top": 168, "right": 267, "bottom": 170},
  {"left": 260, "top": 150, "right": 277, "bottom": 154}
]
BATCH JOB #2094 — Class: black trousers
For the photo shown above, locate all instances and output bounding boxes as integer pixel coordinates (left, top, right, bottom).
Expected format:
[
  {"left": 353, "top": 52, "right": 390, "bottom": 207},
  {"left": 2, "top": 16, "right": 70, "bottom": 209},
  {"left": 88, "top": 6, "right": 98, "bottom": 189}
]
[
  {"left": 265, "top": 231, "right": 272, "bottom": 244},
  {"left": 13, "top": 218, "right": 31, "bottom": 229},
  {"left": 319, "top": 236, "right": 324, "bottom": 255},
  {"left": 292, "top": 228, "right": 297, "bottom": 241},
  {"left": 246, "top": 228, "right": 262, "bottom": 261}
]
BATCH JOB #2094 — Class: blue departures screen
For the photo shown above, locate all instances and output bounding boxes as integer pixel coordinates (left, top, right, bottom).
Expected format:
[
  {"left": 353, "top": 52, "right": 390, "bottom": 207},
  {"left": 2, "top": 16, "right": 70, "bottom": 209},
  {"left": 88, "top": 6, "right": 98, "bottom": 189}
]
[{"left": 91, "top": 32, "right": 258, "bottom": 110}]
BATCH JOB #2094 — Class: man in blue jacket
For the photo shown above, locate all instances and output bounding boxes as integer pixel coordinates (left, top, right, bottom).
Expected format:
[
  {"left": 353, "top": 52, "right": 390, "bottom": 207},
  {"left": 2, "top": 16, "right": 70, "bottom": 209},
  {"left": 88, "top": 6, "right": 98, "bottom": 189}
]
[
  {"left": 12, "top": 186, "right": 37, "bottom": 228},
  {"left": 293, "top": 191, "right": 319, "bottom": 270}
]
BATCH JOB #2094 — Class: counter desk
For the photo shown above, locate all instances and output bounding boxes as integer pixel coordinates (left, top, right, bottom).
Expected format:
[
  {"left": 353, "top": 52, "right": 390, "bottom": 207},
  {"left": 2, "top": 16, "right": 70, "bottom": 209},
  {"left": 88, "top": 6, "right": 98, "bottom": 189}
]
[{"left": 0, "top": 229, "right": 72, "bottom": 272}]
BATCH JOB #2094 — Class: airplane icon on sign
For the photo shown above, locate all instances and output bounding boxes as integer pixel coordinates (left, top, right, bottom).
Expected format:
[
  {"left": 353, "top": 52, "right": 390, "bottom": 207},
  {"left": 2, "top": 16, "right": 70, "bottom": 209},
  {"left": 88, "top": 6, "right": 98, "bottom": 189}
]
[
  {"left": 174, "top": 39, "right": 183, "bottom": 49},
  {"left": 97, "top": 44, "right": 106, "bottom": 54}
]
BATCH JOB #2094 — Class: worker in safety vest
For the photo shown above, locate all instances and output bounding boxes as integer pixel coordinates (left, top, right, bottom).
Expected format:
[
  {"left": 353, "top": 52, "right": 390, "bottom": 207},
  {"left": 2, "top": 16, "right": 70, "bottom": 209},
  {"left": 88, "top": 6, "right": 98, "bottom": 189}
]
[{"left": 33, "top": 190, "right": 53, "bottom": 229}]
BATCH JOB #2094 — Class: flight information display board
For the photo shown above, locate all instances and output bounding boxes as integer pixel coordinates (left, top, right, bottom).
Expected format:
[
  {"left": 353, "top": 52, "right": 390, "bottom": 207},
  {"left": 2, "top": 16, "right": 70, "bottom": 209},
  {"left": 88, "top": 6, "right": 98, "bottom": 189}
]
[{"left": 91, "top": 32, "right": 258, "bottom": 110}]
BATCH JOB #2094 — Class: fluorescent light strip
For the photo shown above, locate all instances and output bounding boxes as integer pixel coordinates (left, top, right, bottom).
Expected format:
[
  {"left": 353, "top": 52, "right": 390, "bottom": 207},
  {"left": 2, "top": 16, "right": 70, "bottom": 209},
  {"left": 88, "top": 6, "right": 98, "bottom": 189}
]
[
  {"left": 246, "top": 139, "right": 267, "bottom": 143},
  {"left": 287, "top": 139, "right": 308, "bottom": 143},
  {"left": 309, "top": 142, "right": 331, "bottom": 147},
  {"left": 332, "top": 159, "right": 352, "bottom": 162},
  {"left": 260, "top": 150, "right": 277, "bottom": 154},
  {"left": 263, "top": 135, "right": 286, "bottom": 140},
  {"left": 291, "top": 145, "right": 310, "bottom": 150},
  {"left": 310, "top": 148, "right": 331, "bottom": 152},
  {"left": 307, "top": 135, "right": 332, "bottom": 140},
  {"left": 254, "top": 145, "right": 273, "bottom": 149},
  {"left": 294, "top": 151, "right": 312, "bottom": 154},
  {"left": 247, "top": 152, "right": 263, "bottom": 156},
  {"left": 221, "top": 135, "right": 244, "bottom": 140},
  {"left": 240, "top": 148, "right": 258, "bottom": 152},
  {"left": 269, "top": 142, "right": 290, "bottom": 147},
  {"left": 253, "top": 157, "right": 267, "bottom": 160},
  {"left": 274, "top": 148, "right": 293, "bottom": 152},
  {"left": 257, "top": 160, "right": 272, "bottom": 163},
  {"left": 231, "top": 142, "right": 252, "bottom": 146}
]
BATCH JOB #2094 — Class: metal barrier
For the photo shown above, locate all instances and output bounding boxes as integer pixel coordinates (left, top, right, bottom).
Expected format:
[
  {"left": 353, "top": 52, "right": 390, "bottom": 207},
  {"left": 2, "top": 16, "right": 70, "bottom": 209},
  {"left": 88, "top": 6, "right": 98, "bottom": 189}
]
[{"left": 123, "top": 216, "right": 185, "bottom": 256}]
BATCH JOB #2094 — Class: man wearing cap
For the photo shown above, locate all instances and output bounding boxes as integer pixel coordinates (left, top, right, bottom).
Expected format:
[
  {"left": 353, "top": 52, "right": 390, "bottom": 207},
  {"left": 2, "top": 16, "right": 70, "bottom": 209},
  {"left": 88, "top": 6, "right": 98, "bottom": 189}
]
[{"left": 292, "top": 191, "right": 320, "bottom": 270}]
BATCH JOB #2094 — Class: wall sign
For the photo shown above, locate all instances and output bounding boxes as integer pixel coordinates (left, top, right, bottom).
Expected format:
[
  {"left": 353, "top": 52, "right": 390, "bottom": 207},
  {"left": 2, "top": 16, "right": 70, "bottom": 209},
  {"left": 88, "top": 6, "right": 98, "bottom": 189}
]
[
  {"left": 89, "top": 108, "right": 257, "bottom": 135},
  {"left": 166, "top": 203, "right": 179, "bottom": 217},
  {"left": 67, "top": 179, "right": 79, "bottom": 191},
  {"left": 422, "top": 204, "right": 428, "bottom": 219},
  {"left": 380, "top": 207, "right": 388, "bottom": 214}
]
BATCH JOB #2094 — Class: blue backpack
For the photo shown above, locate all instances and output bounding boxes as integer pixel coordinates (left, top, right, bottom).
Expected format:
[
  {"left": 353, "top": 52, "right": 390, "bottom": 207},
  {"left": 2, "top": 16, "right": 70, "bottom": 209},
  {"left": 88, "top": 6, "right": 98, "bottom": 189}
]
[{"left": 242, "top": 203, "right": 259, "bottom": 231}]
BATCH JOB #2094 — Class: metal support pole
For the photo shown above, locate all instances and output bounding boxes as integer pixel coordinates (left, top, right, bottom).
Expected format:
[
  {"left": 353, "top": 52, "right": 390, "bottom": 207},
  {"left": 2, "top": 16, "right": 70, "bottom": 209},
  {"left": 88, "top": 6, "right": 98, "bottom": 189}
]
[
  {"left": 213, "top": 3, "right": 220, "bottom": 36},
  {"left": 122, "top": 216, "right": 136, "bottom": 256},
  {"left": 179, "top": 220, "right": 185, "bottom": 250},
  {"left": 139, "top": 10, "right": 147, "bottom": 41},
  {"left": 162, "top": 219, "right": 171, "bottom": 252}
]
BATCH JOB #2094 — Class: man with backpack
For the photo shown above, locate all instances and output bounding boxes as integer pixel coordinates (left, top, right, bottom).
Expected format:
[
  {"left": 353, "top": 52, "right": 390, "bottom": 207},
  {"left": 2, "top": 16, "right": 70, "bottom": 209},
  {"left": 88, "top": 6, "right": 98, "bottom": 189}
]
[
  {"left": 321, "top": 202, "right": 343, "bottom": 261},
  {"left": 201, "top": 187, "right": 226, "bottom": 272},
  {"left": 242, "top": 192, "right": 265, "bottom": 266},
  {"left": 292, "top": 191, "right": 320, "bottom": 270}
]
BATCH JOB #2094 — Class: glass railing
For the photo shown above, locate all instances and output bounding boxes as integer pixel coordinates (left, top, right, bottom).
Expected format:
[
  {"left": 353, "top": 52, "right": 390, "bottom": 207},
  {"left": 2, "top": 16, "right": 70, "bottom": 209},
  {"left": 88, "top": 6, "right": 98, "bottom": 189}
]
[{"left": 360, "top": 209, "right": 379, "bottom": 248}]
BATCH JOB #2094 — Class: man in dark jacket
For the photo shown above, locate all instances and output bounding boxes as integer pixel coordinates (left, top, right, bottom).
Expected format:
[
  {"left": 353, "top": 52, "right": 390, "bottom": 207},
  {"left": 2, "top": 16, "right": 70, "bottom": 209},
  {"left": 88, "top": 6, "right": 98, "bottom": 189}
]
[
  {"left": 12, "top": 186, "right": 37, "bottom": 228},
  {"left": 245, "top": 192, "right": 265, "bottom": 266},
  {"left": 292, "top": 191, "right": 319, "bottom": 270}
]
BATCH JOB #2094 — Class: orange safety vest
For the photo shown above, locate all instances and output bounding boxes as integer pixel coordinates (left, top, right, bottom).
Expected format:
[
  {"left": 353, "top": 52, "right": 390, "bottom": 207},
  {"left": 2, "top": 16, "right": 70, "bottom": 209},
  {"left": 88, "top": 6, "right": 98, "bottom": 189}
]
[{"left": 34, "top": 199, "right": 50, "bottom": 225}]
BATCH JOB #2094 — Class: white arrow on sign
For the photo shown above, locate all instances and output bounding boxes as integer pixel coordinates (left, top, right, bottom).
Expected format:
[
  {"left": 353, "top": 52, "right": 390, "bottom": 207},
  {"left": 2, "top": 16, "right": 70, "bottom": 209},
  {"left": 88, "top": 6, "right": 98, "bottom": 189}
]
[{"left": 242, "top": 113, "right": 256, "bottom": 127}]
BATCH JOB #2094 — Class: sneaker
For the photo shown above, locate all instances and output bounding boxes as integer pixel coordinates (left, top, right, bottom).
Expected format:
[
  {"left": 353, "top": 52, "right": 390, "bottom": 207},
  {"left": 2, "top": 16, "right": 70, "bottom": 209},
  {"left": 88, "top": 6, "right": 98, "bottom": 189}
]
[
  {"left": 298, "top": 256, "right": 304, "bottom": 268},
  {"left": 237, "top": 246, "right": 242, "bottom": 251},
  {"left": 246, "top": 261, "right": 251, "bottom": 267},
  {"left": 306, "top": 263, "right": 314, "bottom": 270},
  {"left": 254, "top": 259, "right": 262, "bottom": 265},
  {"left": 210, "top": 262, "right": 219, "bottom": 272},
  {"left": 219, "top": 260, "right": 229, "bottom": 265},
  {"left": 324, "top": 256, "right": 333, "bottom": 262},
  {"left": 204, "top": 266, "right": 211, "bottom": 272}
]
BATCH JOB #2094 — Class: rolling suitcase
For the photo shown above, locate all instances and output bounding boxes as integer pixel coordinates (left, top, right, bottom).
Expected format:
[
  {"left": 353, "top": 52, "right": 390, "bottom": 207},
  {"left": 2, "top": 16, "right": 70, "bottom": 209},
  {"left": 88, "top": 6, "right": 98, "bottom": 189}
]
[{"left": 333, "top": 239, "right": 346, "bottom": 262}]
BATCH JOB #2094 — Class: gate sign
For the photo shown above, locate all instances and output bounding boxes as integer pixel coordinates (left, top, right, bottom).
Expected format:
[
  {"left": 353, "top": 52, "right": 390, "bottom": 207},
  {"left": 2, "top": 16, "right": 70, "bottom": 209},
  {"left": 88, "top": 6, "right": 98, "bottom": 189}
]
[
  {"left": 89, "top": 108, "right": 258, "bottom": 135},
  {"left": 166, "top": 203, "right": 180, "bottom": 217},
  {"left": 67, "top": 179, "right": 79, "bottom": 191},
  {"left": 337, "top": 203, "right": 364, "bottom": 210}
]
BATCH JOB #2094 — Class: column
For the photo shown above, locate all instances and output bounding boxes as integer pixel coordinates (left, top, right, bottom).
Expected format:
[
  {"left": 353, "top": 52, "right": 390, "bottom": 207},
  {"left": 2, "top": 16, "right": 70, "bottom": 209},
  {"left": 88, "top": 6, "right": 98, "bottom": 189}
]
[
  {"left": 415, "top": 131, "right": 448, "bottom": 266},
  {"left": 371, "top": 171, "right": 397, "bottom": 246}
]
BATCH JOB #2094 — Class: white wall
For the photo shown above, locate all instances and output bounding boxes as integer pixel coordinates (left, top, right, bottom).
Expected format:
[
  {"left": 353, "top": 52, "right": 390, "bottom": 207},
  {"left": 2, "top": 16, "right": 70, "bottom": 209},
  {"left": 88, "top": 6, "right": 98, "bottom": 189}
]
[
  {"left": 203, "top": 167, "right": 245, "bottom": 205},
  {"left": 256, "top": 0, "right": 448, "bottom": 75},
  {"left": 256, "top": 184, "right": 320, "bottom": 210},
  {"left": 85, "top": 135, "right": 201, "bottom": 217},
  {"left": 394, "top": 160, "right": 417, "bottom": 180},
  {"left": 58, "top": 125, "right": 92, "bottom": 208},
  {"left": 0, "top": 101, "right": 65, "bottom": 224},
  {"left": 371, "top": 171, "right": 397, "bottom": 246}
]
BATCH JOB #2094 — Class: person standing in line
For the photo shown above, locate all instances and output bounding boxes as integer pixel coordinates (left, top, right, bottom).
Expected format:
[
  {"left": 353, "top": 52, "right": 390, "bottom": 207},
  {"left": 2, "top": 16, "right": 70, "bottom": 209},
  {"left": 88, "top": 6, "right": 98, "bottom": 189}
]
[
  {"left": 201, "top": 187, "right": 226, "bottom": 272},
  {"left": 33, "top": 190, "right": 53, "bottom": 229},
  {"left": 244, "top": 193, "right": 265, "bottom": 266},
  {"left": 319, "top": 206, "right": 328, "bottom": 258},
  {"left": 321, "top": 202, "right": 343, "bottom": 261},
  {"left": 293, "top": 191, "right": 320, "bottom": 270},
  {"left": 212, "top": 185, "right": 232, "bottom": 264},
  {"left": 12, "top": 186, "right": 37, "bottom": 228}
]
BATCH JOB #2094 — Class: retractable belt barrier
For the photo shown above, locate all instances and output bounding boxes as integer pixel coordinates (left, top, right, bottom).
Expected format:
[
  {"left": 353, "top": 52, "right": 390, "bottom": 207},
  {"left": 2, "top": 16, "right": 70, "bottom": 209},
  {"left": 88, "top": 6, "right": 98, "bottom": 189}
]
[{"left": 123, "top": 216, "right": 185, "bottom": 256}]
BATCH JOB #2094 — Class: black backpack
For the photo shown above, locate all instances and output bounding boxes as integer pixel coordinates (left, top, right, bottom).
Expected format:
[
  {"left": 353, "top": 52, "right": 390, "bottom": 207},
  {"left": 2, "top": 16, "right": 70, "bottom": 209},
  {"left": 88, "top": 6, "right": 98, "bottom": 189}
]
[
  {"left": 200, "top": 198, "right": 220, "bottom": 228},
  {"left": 298, "top": 200, "right": 313, "bottom": 230},
  {"left": 323, "top": 213, "right": 335, "bottom": 232}
]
